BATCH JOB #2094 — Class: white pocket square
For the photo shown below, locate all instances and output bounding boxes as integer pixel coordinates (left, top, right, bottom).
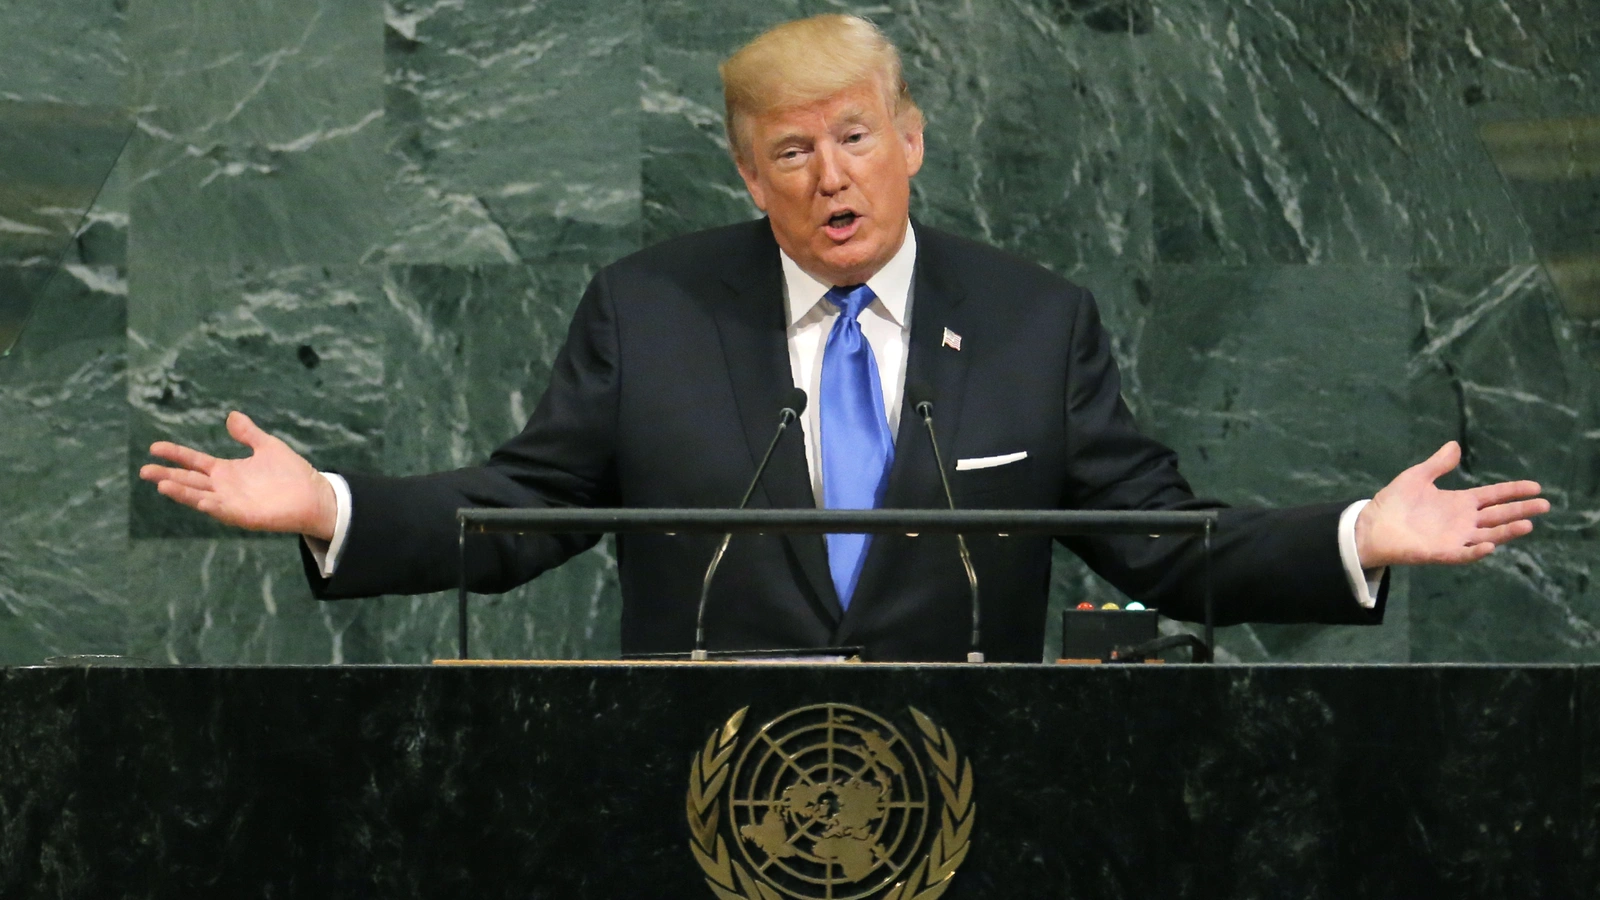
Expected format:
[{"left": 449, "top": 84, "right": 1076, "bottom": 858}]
[{"left": 955, "top": 451, "right": 1028, "bottom": 471}]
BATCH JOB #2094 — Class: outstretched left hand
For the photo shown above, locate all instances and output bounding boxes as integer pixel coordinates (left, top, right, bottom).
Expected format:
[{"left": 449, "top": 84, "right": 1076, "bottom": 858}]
[{"left": 1356, "top": 441, "right": 1550, "bottom": 569}]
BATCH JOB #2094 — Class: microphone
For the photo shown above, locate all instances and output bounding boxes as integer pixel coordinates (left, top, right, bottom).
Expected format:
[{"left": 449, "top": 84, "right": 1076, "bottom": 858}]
[
  {"left": 905, "top": 382, "right": 983, "bottom": 663},
  {"left": 692, "top": 388, "right": 808, "bottom": 660}
]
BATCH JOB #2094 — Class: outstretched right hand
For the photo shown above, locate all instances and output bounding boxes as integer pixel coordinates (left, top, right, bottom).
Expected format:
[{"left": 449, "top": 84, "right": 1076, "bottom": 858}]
[{"left": 139, "top": 411, "right": 338, "bottom": 541}]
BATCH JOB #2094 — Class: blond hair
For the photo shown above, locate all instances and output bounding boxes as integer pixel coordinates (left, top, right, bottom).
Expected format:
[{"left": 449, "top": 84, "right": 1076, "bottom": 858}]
[{"left": 719, "top": 14, "right": 923, "bottom": 165}]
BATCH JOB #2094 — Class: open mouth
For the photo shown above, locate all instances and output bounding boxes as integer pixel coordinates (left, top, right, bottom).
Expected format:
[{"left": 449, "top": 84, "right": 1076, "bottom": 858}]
[{"left": 824, "top": 210, "right": 861, "bottom": 240}]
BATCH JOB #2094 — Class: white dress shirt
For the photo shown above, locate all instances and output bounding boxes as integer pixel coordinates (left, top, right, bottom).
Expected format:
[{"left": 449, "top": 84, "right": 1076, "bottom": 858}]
[
  {"left": 780, "top": 223, "right": 917, "bottom": 505},
  {"left": 308, "top": 221, "right": 1384, "bottom": 609}
]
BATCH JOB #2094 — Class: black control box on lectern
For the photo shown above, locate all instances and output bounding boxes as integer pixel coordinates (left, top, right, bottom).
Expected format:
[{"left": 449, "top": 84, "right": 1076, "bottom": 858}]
[{"left": 1061, "top": 607, "right": 1158, "bottom": 661}]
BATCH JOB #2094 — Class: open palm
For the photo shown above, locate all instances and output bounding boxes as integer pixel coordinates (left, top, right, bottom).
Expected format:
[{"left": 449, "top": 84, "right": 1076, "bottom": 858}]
[
  {"left": 1356, "top": 441, "right": 1549, "bottom": 569},
  {"left": 138, "top": 411, "right": 337, "bottom": 539}
]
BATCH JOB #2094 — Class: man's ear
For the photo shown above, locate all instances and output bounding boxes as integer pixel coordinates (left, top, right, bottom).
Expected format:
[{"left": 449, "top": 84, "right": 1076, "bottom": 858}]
[
  {"left": 736, "top": 157, "right": 769, "bottom": 213},
  {"left": 900, "top": 114, "right": 925, "bottom": 179}
]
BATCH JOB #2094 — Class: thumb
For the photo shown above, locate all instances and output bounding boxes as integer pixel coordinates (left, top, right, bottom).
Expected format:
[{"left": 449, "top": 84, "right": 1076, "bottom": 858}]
[
  {"left": 226, "top": 410, "right": 268, "bottom": 450},
  {"left": 1415, "top": 440, "right": 1461, "bottom": 481}
]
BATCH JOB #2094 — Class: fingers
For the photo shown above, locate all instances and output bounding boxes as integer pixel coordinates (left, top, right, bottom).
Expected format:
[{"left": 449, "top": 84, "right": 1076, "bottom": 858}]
[
  {"left": 1470, "top": 480, "right": 1544, "bottom": 508},
  {"left": 1474, "top": 520, "right": 1535, "bottom": 546},
  {"left": 154, "top": 479, "right": 222, "bottom": 518},
  {"left": 1424, "top": 511, "right": 1540, "bottom": 566},
  {"left": 149, "top": 412, "right": 267, "bottom": 471},
  {"left": 1477, "top": 498, "right": 1551, "bottom": 528},
  {"left": 1415, "top": 441, "right": 1461, "bottom": 481},
  {"left": 148, "top": 441, "right": 218, "bottom": 474},
  {"left": 226, "top": 410, "right": 267, "bottom": 449},
  {"left": 156, "top": 466, "right": 213, "bottom": 492},
  {"left": 138, "top": 464, "right": 213, "bottom": 492}
]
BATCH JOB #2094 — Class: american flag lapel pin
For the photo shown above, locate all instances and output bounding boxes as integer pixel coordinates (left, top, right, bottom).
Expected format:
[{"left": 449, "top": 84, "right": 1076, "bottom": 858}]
[{"left": 942, "top": 327, "right": 963, "bottom": 351}]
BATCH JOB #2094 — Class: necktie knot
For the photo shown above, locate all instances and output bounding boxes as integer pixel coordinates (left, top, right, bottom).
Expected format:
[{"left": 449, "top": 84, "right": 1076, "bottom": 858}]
[{"left": 826, "top": 284, "right": 876, "bottom": 322}]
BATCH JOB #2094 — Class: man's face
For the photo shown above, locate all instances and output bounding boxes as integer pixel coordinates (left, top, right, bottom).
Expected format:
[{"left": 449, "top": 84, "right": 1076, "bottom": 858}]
[{"left": 735, "top": 80, "right": 924, "bottom": 287}]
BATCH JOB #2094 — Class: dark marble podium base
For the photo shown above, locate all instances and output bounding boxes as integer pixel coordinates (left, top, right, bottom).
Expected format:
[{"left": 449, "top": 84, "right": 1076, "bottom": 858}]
[{"left": 0, "top": 663, "right": 1594, "bottom": 899}]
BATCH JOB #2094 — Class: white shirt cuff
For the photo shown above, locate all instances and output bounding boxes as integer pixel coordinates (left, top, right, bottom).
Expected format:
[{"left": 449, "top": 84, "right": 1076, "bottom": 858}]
[
  {"left": 1337, "top": 499, "right": 1384, "bottom": 609},
  {"left": 302, "top": 472, "right": 353, "bottom": 579}
]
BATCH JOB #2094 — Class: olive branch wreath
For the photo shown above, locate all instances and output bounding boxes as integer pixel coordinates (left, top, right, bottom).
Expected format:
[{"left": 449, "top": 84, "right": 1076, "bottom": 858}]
[{"left": 686, "top": 706, "right": 975, "bottom": 900}]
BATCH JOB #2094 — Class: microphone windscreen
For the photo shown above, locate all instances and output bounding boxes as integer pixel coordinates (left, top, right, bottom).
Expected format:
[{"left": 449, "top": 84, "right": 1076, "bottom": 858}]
[
  {"left": 905, "top": 380, "right": 935, "bottom": 410},
  {"left": 784, "top": 387, "right": 808, "bottom": 417}
]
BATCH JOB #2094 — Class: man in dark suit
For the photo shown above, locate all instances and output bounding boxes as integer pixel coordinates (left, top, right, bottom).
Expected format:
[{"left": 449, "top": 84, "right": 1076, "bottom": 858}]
[{"left": 139, "top": 14, "right": 1549, "bottom": 662}]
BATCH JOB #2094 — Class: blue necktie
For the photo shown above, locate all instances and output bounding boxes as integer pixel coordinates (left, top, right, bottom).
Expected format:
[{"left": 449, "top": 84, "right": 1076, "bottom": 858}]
[{"left": 821, "top": 284, "right": 894, "bottom": 609}]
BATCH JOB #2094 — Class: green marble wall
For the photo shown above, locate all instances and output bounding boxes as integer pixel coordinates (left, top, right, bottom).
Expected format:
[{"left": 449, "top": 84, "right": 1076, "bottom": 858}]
[{"left": 0, "top": 0, "right": 1594, "bottom": 664}]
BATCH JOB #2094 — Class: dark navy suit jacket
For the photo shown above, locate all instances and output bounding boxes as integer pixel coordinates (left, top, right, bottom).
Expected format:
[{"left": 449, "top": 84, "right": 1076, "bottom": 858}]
[{"left": 304, "top": 220, "right": 1386, "bottom": 661}]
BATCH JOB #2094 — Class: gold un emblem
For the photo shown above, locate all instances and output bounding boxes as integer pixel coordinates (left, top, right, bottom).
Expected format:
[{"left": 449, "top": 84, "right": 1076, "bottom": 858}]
[{"left": 687, "top": 703, "right": 976, "bottom": 900}]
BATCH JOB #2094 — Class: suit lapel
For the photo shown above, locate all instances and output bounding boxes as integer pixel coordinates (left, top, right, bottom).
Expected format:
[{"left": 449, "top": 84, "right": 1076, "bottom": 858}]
[
  {"left": 838, "top": 232, "right": 972, "bottom": 636},
  {"left": 711, "top": 224, "right": 844, "bottom": 624},
  {"left": 892, "top": 250, "right": 973, "bottom": 506}
]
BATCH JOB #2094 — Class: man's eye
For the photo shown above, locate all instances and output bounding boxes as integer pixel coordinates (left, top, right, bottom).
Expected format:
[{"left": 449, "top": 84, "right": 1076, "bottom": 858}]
[{"left": 844, "top": 132, "right": 865, "bottom": 143}]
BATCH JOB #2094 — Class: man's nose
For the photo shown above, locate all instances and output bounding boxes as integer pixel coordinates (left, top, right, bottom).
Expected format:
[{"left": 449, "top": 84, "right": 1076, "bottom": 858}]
[{"left": 816, "top": 143, "right": 849, "bottom": 195}]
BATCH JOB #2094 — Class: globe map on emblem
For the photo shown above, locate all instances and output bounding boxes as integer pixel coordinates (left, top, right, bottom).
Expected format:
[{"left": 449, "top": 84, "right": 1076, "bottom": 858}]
[{"left": 728, "top": 704, "right": 930, "bottom": 900}]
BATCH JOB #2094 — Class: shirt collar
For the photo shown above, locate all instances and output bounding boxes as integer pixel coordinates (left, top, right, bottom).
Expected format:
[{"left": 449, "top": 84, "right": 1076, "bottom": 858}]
[{"left": 780, "top": 222, "right": 917, "bottom": 328}]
